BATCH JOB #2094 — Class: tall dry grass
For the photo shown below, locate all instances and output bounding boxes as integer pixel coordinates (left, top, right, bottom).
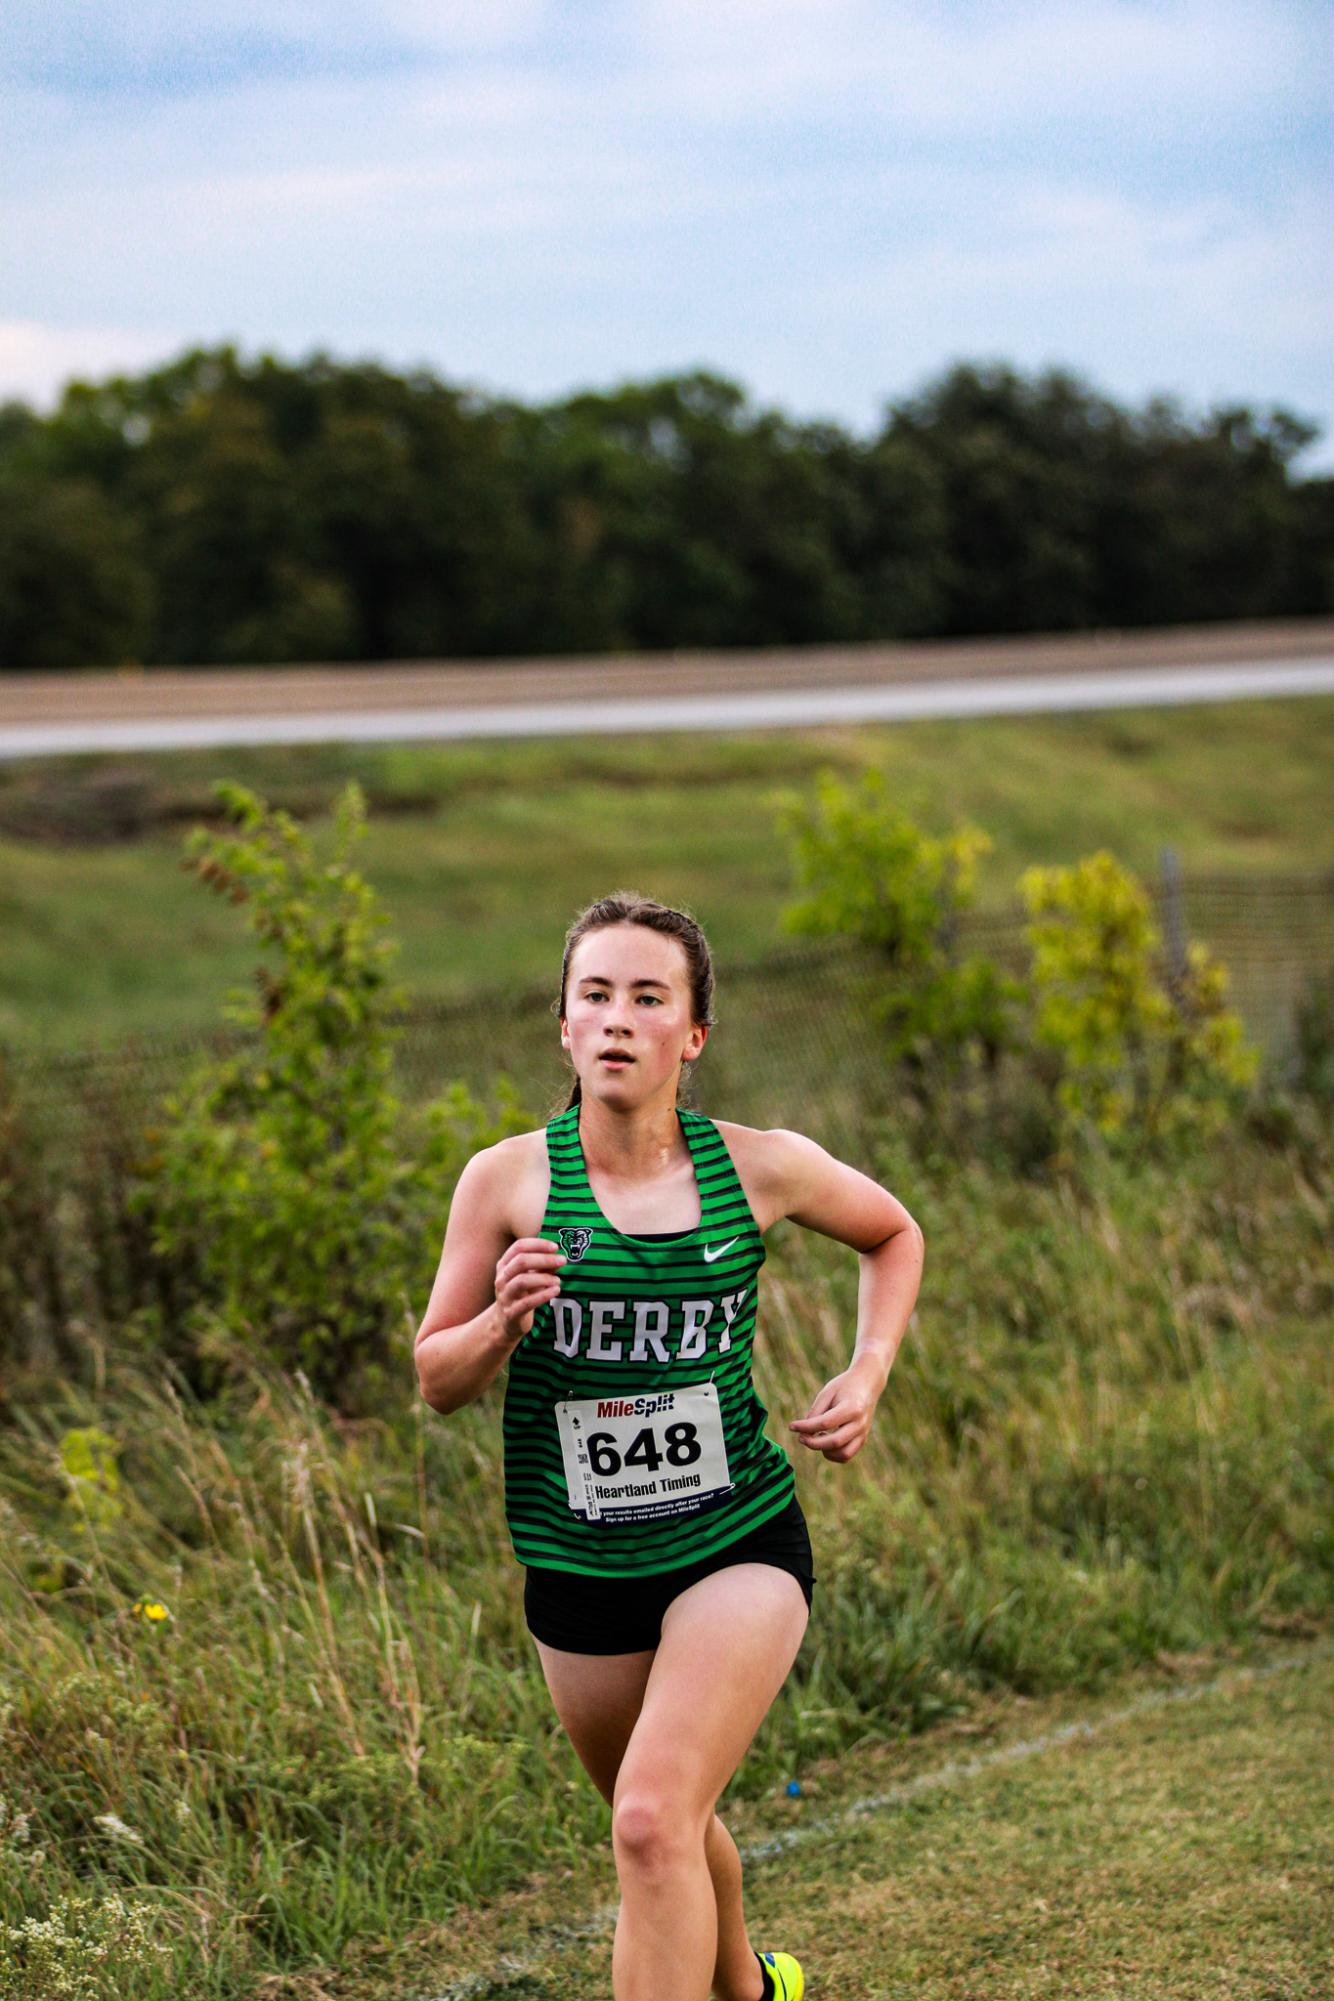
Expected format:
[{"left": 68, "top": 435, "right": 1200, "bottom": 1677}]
[{"left": 0, "top": 1098, "right": 1329, "bottom": 1998}]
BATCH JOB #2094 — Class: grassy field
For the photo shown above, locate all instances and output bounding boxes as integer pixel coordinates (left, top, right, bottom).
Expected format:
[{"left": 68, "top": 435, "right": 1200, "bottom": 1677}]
[
  {"left": 1, "top": 686, "right": 1330, "bottom": 1997},
  {"left": 2, "top": 1108, "right": 1329, "bottom": 1998},
  {"left": 430, "top": 1635, "right": 1333, "bottom": 2000},
  {"left": 2, "top": 692, "right": 1331, "bottom": 1050}
]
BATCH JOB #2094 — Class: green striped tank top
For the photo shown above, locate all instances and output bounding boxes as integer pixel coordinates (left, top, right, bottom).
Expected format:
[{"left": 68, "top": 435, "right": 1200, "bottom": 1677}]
[{"left": 501, "top": 1102, "right": 798, "bottom": 1576}]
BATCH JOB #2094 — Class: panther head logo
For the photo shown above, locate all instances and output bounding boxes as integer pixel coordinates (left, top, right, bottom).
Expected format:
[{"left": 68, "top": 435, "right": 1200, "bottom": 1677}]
[{"left": 557, "top": 1226, "right": 594, "bottom": 1263}]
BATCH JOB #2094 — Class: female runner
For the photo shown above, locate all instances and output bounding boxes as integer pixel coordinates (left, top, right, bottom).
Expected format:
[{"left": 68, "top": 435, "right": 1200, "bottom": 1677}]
[{"left": 415, "top": 892, "right": 924, "bottom": 2001}]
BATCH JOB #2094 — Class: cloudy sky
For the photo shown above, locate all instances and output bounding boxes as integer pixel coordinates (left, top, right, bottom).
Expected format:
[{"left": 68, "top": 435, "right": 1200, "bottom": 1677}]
[{"left": 5, "top": 1, "right": 1332, "bottom": 463}]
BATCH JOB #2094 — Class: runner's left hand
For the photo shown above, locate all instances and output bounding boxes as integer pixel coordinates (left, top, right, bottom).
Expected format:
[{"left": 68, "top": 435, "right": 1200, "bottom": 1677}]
[{"left": 788, "top": 1367, "right": 881, "bottom": 1463}]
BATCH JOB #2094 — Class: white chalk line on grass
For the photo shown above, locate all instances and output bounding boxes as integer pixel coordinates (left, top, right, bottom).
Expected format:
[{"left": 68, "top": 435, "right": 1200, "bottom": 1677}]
[{"left": 425, "top": 1639, "right": 1331, "bottom": 2000}]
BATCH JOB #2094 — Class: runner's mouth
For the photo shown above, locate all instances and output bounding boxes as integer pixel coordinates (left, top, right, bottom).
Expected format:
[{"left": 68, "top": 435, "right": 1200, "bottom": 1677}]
[{"left": 599, "top": 1053, "right": 634, "bottom": 1065}]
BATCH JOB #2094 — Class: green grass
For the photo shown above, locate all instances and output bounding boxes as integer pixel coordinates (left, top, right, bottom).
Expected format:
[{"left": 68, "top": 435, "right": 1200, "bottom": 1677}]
[
  {"left": 1, "top": 688, "right": 1331, "bottom": 1996},
  {"left": 1, "top": 1108, "right": 1329, "bottom": 1998},
  {"left": 427, "top": 1638, "right": 1333, "bottom": 2000},
  {"left": 2, "top": 693, "right": 1331, "bottom": 1049}
]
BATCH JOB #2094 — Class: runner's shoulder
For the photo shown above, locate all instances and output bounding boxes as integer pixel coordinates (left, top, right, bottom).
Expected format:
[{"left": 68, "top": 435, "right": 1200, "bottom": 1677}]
[
  {"left": 710, "top": 1119, "right": 828, "bottom": 1211},
  {"left": 448, "top": 1128, "right": 550, "bottom": 1239},
  {"left": 476, "top": 1125, "right": 549, "bottom": 1162}
]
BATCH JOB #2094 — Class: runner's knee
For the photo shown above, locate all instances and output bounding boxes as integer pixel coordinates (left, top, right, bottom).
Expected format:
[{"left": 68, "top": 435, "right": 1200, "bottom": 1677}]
[{"left": 612, "top": 1786, "right": 711, "bottom": 1870}]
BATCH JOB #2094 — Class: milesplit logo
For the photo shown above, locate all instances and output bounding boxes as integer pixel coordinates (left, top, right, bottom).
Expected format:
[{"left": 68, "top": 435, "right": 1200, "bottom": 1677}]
[{"left": 596, "top": 1393, "right": 677, "bottom": 1418}]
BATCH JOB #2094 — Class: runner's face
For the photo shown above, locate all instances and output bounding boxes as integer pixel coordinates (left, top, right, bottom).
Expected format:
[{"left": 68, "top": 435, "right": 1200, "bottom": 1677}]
[{"left": 562, "top": 925, "right": 706, "bottom": 1100}]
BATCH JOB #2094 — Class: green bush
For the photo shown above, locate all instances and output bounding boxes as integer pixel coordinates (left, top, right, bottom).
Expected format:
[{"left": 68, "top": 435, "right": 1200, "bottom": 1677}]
[
  {"left": 1018, "top": 849, "right": 1260, "bottom": 1145},
  {"left": 133, "top": 780, "right": 528, "bottom": 1411},
  {"left": 775, "top": 773, "right": 1262, "bottom": 1164},
  {"left": 775, "top": 764, "right": 1027, "bottom": 1094}
]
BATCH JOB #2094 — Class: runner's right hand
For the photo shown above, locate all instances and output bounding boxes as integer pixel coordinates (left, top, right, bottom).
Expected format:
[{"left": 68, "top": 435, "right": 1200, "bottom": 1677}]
[{"left": 495, "top": 1237, "right": 566, "bottom": 1343}]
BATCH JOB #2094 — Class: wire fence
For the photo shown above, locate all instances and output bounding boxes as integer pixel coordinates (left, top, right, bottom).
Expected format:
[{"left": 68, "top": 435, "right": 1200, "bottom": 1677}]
[{"left": 9, "top": 867, "right": 1332, "bottom": 1156}]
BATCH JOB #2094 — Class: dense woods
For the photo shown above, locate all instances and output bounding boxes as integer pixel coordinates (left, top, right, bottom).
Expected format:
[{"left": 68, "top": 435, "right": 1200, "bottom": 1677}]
[{"left": 0, "top": 345, "right": 1330, "bottom": 670}]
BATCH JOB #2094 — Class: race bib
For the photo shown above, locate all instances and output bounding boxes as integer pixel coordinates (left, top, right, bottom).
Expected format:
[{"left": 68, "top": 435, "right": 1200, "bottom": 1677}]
[{"left": 555, "top": 1381, "right": 732, "bottom": 1525}]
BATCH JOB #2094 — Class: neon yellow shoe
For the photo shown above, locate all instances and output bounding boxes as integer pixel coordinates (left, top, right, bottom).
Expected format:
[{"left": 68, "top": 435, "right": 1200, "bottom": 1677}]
[{"left": 757, "top": 1949, "right": 805, "bottom": 1999}]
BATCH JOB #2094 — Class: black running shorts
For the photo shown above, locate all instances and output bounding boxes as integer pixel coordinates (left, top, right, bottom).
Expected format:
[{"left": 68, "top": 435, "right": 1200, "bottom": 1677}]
[{"left": 523, "top": 1493, "right": 816, "bottom": 1654}]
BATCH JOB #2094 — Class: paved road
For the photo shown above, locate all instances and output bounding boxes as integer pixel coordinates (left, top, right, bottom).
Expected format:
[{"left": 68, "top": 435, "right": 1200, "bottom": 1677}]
[{"left": 3, "top": 619, "right": 1332, "bottom": 759}]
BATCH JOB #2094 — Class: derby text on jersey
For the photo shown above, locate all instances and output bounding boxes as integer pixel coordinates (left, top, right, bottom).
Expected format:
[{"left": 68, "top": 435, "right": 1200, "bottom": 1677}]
[{"left": 501, "top": 1105, "right": 798, "bottom": 1576}]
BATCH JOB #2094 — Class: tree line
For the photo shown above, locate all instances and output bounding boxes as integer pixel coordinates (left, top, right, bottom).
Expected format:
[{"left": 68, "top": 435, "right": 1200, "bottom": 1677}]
[{"left": 0, "top": 344, "right": 1330, "bottom": 670}]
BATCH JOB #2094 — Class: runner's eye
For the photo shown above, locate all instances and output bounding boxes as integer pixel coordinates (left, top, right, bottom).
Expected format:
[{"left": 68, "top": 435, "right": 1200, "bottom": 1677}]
[{"left": 582, "top": 991, "right": 663, "bottom": 1004}]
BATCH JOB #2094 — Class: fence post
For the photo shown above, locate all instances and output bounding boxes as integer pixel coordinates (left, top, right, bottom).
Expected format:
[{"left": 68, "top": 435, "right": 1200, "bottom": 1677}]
[{"left": 1159, "top": 845, "right": 1188, "bottom": 1008}]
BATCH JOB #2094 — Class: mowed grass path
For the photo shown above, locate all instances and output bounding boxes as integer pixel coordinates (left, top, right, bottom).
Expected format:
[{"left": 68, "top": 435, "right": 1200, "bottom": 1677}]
[
  {"left": 2, "top": 693, "right": 1332, "bottom": 1049},
  {"left": 390, "top": 1634, "right": 1332, "bottom": 2001}
]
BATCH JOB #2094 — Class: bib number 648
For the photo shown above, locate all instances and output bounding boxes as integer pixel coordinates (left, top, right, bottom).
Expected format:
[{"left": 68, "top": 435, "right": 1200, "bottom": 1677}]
[
  {"left": 555, "top": 1380, "right": 732, "bottom": 1522},
  {"left": 585, "top": 1420, "right": 702, "bottom": 1478}
]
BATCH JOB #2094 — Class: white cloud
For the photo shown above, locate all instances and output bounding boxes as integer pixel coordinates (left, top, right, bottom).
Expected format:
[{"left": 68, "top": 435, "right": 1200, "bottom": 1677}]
[
  {"left": 924, "top": 182, "right": 1331, "bottom": 356},
  {"left": 378, "top": 0, "right": 545, "bottom": 48},
  {"left": 630, "top": 0, "right": 1298, "bottom": 128},
  {"left": 0, "top": 320, "right": 188, "bottom": 409},
  {"left": 0, "top": 2, "right": 1326, "bottom": 460},
  {"left": 6, "top": 0, "right": 548, "bottom": 84}
]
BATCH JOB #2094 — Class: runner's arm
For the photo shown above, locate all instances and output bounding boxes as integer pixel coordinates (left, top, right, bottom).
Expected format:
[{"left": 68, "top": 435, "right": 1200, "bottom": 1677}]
[
  {"left": 414, "top": 1147, "right": 526, "bottom": 1415},
  {"left": 766, "top": 1127, "right": 924, "bottom": 1393}
]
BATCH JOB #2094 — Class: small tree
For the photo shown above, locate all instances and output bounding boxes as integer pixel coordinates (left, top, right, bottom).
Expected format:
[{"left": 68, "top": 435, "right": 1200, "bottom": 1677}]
[
  {"left": 775, "top": 765, "right": 1026, "bottom": 1095},
  {"left": 1018, "top": 849, "right": 1259, "bottom": 1145},
  {"left": 136, "top": 781, "right": 527, "bottom": 1410}
]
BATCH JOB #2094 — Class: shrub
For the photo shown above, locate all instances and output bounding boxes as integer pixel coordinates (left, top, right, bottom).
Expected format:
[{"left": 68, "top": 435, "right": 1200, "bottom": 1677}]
[
  {"left": 775, "top": 765, "right": 1027, "bottom": 1095},
  {"left": 0, "top": 1888, "right": 171, "bottom": 2001},
  {"left": 134, "top": 780, "right": 528, "bottom": 1411},
  {"left": 1018, "top": 849, "right": 1260, "bottom": 1145}
]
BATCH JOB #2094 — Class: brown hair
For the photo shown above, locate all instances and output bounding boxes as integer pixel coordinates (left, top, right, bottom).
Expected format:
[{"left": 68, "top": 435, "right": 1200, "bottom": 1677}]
[{"left": 550, "top": 891, "right": 717, "bottom": 1112}]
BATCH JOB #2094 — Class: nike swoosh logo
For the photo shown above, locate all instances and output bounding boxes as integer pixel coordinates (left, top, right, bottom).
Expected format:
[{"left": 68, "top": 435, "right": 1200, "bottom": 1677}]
[{"left": 703, "top": 1238, "right": 740, "bottom": 1263}]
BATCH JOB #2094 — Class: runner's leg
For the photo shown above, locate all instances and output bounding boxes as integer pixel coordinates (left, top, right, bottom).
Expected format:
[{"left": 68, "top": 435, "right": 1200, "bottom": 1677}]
[
  {"left": 609, "top": 1562, "right": 809, "bottom": 2001},
  {"left": 532, "top": 1637, "right": 655, "bottom": 1809},
  {"left": 532, "top": 1635, "right": 769, "bottom": 2001},
  {"left": 701, "top": 1811, "right": 765, "bottom": 2001}
]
